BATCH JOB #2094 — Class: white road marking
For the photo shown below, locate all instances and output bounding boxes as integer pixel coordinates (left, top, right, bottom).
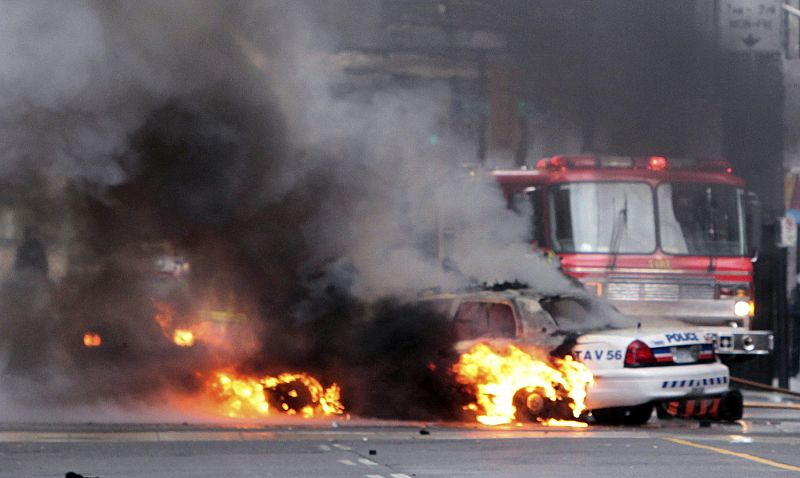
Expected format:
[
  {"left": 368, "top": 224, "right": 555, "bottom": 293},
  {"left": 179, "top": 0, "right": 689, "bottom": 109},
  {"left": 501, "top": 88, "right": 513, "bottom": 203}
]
[
  {"left": 318, "top": 444, "right": 332, "bottom": 451},
  {"left": 338, "top": 459, "right": 356, "bottom": 466},
  {"left": 358, "top": 458, "right": 378, "bottom": 466},
  {"left": 333, "top": 443, "right": 352, "bottom": 450},
  {"left": 365, "top": 475, "right": 384, "bottom": 478},
  {"left": 390, "top": 474, "right": 412, "bottom": 478},
  {"left": 729, "top": 435, "right": 753, "bottom": 444}
]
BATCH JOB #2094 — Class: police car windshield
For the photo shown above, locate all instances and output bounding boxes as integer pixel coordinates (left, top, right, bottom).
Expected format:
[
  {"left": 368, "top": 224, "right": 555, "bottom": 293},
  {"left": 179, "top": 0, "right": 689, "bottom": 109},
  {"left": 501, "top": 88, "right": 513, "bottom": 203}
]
[{"left": 539, "top": 295, "right": 638, "bottom": 332}]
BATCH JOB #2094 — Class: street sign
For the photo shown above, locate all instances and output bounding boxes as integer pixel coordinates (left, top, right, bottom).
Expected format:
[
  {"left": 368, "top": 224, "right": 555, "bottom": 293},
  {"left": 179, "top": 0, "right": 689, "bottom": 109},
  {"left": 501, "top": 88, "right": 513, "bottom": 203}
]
[
  {"left": 719, "top": 0, "right": 782, "bottom": 52},
  {"left": 779, "top": 216, "right": 798, "bottom": 248}
]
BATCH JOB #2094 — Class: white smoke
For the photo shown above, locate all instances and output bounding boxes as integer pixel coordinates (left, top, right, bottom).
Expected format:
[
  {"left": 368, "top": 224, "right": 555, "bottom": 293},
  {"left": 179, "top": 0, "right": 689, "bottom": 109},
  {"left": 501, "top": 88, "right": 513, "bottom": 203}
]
[
  {"left": 0, "top": 0, "right": 570, "bottom": 295},
  {"left": 244, "top": 3, "right": 572, "bottom": 298}
]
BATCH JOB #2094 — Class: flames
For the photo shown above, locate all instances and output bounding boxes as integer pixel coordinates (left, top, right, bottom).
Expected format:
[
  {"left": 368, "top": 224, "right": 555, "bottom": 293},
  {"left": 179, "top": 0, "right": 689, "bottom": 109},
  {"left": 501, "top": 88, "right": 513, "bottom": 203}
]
[
  {"left": 86, "top": 300, "right": 593, "bottom": 426},
  {"left": 152, "top": 300, "right": 249, "bottom": 350},
  {"left": 205, "top": 371, "right": 345, "bottom": 418},
  {"left": 453, "top": 342, "right": 593, "bottom": 427},
  {"left": 153, "top": 301, "right": 195, "bottom": 347},
  {"left": 149, "top": 301, "right": 347, "bottom": 419},
  {"left": 147, "top": 300, "right": 348, "bottom": 420},
  {"left": 82, "top": 331, "right": 102, "bottom": 347},
  {"left": 172, "top": 329, "right": 195, "bottom": 347}
]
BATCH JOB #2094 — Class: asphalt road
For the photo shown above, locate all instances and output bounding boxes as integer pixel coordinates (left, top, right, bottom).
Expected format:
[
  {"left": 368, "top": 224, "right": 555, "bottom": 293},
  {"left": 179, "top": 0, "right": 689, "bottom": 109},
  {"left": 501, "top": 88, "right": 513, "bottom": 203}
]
[{"left": 2, "top": 392, "right": 800, "bottom": 478}]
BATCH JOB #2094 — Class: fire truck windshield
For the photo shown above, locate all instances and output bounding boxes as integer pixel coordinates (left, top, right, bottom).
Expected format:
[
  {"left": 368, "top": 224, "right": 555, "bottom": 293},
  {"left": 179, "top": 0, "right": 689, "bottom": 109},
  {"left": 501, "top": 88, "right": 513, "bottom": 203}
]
[
  {"left": 550, "top": 182, "right": 655, "bottom": 254},
  {"left": 548, "top": 181, "right": 746, "bottom": 256},
  {"left": 658, "top": 182, "right": 745, "bottom": 256}
]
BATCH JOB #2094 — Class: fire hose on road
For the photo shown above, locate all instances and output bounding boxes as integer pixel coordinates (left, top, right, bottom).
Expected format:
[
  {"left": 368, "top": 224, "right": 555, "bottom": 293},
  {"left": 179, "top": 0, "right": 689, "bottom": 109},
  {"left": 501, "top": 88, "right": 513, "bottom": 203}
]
[{"left": 731, "top": 376, "right": 800, "bottom": 410}]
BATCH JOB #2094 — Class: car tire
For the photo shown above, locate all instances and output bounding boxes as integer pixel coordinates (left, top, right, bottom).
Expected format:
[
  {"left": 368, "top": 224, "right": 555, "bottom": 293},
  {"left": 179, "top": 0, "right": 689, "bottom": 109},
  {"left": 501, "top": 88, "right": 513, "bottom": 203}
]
[
  {"left": 592, "top": 403, "right": 654, "bottom": 426},
  {"left": 513, "top": 387, "right": 550, "bottom": 421},
  {"left": 717, "top": 389, "right": 744, "bottom": 422},
  {"left": 513, "top": 387, "right": 573, "bottom": 421}
]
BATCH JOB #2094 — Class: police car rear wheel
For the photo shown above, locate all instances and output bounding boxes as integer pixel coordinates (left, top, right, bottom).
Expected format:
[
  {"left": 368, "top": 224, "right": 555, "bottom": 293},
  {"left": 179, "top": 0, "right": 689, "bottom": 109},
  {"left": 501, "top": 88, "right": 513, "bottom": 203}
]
[
  {"left": 592, "top": 403, "right": 653, "bottom": 426},
  {"left": 718, "top": 389, "right": 743, "bottom": 422}
]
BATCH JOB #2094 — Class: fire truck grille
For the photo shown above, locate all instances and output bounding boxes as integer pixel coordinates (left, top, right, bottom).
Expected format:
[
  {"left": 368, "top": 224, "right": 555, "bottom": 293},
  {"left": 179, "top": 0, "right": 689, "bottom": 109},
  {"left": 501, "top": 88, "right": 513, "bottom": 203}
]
[{"left": 606, "top": 282, "right": 714, "bottom": 301}]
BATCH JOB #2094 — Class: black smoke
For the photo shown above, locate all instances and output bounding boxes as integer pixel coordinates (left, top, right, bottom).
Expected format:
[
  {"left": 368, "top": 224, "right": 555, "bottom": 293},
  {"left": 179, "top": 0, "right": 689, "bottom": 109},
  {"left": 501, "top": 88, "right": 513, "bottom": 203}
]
[
  {"left": 1, "top": 82, "right": 467, "bottom": 419},
  {"left": 0, "top": 1, "right": 571, "bottom": 421},
  {"left": 342, "top": 299, "right": 468, "bottom": 420}
]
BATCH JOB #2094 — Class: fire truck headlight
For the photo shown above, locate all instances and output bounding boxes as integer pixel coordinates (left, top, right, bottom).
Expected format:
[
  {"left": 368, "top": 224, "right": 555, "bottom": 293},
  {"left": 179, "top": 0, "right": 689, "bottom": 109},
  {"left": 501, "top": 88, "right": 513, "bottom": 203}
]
[
  {"left": 734, "top": 300, "right": 751, "bottom": 318},
  {"left": 742, "top": 335, "right": 755, "bottom": 352}
]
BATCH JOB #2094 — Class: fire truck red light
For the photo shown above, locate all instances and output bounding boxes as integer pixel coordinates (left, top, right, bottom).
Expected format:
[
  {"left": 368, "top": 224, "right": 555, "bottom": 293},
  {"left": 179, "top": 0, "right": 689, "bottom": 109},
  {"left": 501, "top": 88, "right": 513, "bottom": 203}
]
[
  {"left": 550, "top": 156, "right": 566, "bottom": 170},
  {"left": 648, "top": 156, "right": 668, "bottom": 171}
]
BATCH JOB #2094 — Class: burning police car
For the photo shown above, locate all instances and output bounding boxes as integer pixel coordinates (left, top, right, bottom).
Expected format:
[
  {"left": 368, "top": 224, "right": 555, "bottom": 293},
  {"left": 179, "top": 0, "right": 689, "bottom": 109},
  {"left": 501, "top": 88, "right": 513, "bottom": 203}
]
[{"left": 421, "top": 286, "right": 741, "bottom": 426}]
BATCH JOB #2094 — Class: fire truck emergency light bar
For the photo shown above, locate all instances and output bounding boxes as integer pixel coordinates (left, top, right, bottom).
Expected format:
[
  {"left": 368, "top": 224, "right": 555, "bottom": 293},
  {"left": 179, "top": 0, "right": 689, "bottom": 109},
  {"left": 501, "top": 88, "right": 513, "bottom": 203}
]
[{"left": 535, "top": 155, "right": 733, "bottom": 174}]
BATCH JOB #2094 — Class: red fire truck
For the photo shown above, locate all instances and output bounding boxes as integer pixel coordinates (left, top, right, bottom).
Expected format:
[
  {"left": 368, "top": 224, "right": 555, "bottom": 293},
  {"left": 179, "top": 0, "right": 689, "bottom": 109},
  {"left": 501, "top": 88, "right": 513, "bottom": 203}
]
[{"left": 492, "top": 154, "right": 773, "bottom": 359}]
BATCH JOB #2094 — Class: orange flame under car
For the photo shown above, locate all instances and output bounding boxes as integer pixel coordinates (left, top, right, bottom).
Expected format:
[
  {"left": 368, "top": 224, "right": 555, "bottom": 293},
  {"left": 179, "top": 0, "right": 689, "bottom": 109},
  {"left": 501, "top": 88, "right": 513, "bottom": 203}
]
[
  {"left": 153, "top": 301, "right": 211, "bottom": 348},
  {"left": 205, "top": 371, "right": 345, "bottom": 419},
  {"left": 152, "top": 300, "right": 255, "bottom": 352},
  {"left": 153, "top": 301, "right": 191, "bottom": 346},
  {"left": 173, "top": 329, "right": 195, "bottom": 347},
  {"left": 82, "top": 332, "right": 102, "bottom": 347},
  {"left": 453, "top": 342, "right": 593, "bottom": 427}
]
